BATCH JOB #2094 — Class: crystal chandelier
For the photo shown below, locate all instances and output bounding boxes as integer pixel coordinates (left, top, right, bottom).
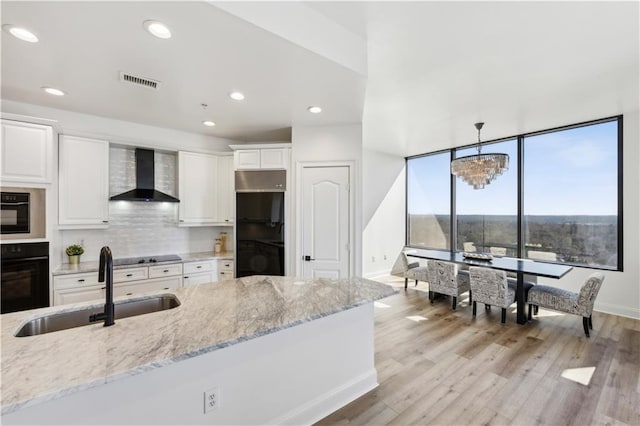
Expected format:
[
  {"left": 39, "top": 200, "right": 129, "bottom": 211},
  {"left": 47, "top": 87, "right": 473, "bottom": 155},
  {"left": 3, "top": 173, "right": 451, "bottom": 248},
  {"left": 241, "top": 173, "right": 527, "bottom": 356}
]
[{"left": 451, "top": 122, "right": 509, "bottom": 189}]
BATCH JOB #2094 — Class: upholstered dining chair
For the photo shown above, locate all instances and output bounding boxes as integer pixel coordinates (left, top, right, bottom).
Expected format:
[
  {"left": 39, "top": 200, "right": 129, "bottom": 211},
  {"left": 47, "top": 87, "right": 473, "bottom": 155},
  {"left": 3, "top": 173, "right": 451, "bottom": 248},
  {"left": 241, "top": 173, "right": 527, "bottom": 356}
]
[
  {"left": 468, "top": 266, "right": 516, "bottom": 323},
  {"left": 528, "top": 250, "right": 557, "bottom": 261},
  {"left": 490, "top": 247, "right": 507, "bottom": 256},
  {"left": 390, "top": 252, "right": 429, "bottom": 290},
  {"left": 527, "top": 272, "right": 605, "bottom": 337},
  {"left": 426, "top": 260, "right": 470, "bottom": 310}
]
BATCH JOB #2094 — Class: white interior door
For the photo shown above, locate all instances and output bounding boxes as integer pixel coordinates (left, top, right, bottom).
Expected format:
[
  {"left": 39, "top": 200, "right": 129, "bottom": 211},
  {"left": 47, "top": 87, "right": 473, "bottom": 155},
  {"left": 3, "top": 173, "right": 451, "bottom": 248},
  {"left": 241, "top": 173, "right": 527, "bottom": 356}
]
[{"left": 301, "top": 166, "right": 350, "bottom": 279}]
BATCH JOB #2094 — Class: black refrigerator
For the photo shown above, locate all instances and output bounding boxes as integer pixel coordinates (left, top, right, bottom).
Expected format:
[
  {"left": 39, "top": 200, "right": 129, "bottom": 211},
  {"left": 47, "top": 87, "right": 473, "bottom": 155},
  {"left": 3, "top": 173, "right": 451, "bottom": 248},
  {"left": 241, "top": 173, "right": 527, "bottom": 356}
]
[{"left": 235, "top": 170, "right": 286, "bottom": 277}]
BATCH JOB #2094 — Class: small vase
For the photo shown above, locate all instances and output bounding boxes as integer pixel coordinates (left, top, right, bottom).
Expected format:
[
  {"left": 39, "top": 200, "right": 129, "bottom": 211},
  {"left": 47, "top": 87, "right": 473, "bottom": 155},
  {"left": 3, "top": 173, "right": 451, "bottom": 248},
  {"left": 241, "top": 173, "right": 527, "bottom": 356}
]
[{"left": 68, "top": 255, "right": 81, "bottom": 265}]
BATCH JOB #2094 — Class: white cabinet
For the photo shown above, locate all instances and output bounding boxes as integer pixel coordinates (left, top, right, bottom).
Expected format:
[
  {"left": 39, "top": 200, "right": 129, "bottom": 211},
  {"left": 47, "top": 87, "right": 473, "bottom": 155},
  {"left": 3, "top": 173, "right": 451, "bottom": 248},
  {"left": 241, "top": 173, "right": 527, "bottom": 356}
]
[
  {"left": 218, "top": 259, "right": 234, "bottom": 281},
  {"left": 178, "top": 151, "right": 218, "bottom": 225},
  {"left": 59, "top": 135, "right": 109, "bottom": 228},
  {"left": 53, "top": 271, "right": 103, "bottom": 305},
  {"left": 183, "top": 260, "right": 217, "bottom": 286},
  {"left": 0, "top": 119, "right": 53, "bottom": 184},
  {"left": 114, "top": 276, "right": 182, "bottom": 297},
  {"left": 217, "top": 155, "right": 234, "bottom": 224},
  {"left": 233, "top": 147, "right": 289, "bottom": 170}
]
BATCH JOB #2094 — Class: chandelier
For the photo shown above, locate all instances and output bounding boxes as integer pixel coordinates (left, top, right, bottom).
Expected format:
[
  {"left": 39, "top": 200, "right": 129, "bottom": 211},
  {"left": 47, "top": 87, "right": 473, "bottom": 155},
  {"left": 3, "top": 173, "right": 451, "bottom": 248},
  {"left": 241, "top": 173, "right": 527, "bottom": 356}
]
[{"left": 451, "top": 122, "right": 509, "bottom": 189}]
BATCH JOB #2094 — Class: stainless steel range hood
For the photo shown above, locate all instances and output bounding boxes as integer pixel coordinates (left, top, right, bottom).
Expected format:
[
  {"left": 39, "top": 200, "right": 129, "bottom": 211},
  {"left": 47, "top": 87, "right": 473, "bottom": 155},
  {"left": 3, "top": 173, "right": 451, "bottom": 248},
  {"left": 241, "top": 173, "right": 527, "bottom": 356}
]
[{"left": 110, "top": 148, "right": 179, "bottom": 203}]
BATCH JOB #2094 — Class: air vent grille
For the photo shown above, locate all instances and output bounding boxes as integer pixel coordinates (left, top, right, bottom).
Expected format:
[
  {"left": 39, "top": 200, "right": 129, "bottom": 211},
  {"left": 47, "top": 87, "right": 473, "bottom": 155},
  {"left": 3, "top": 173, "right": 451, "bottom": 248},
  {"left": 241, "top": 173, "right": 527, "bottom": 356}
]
[{"left": 119, "top": 72, "right": 161, "bottom": 90}]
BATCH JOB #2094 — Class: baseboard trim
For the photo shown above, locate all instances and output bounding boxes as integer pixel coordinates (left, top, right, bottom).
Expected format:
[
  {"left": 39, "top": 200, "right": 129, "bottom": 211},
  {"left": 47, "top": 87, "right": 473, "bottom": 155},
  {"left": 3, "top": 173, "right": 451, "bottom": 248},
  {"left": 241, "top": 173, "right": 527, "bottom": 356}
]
[
  {"left": 364, "top": 269, "right": 392, "bottom": 279},
  {"left": 269, "top": 369, "right": 379, "bottom": 425},
  {"left": 595, "top": 301, "right": 640, "bottom": 320}
]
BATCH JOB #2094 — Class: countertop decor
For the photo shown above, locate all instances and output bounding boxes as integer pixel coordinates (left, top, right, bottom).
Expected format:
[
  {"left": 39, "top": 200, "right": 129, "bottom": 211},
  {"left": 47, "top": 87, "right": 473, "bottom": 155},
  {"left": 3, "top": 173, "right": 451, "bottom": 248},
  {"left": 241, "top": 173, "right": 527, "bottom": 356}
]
[{"left": 1, "top": 275, "right": 396, "bottom": 414}]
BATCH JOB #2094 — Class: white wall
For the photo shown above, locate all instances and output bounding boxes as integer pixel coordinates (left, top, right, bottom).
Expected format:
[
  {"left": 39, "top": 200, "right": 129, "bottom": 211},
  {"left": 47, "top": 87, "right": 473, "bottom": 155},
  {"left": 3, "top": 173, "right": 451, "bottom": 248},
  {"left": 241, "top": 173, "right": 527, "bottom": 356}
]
[
  {"left": 291, "top": 124, "right": 363, "bottom": 276},
  {"left": 362, "top": 149, "right": 406, "bottom": 277}
]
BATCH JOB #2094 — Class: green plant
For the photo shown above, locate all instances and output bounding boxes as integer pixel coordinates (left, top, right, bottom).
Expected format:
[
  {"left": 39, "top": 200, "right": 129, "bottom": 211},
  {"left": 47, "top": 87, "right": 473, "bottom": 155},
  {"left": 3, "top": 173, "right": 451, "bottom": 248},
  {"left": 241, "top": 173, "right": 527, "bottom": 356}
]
[{"left": 65, "top": 244, "right": 84, "bottom": 256}]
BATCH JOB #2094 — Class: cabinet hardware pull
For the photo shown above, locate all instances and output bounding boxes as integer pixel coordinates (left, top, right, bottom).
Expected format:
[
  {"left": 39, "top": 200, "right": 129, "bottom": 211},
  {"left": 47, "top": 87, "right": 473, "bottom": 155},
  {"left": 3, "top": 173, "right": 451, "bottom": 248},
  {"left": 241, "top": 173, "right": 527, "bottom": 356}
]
[
  {"left": 101, "top": 287, "right": 106, "bottom": 290},
  {"left": 78, "top": 279, "right": 85, "bottom": 282},
  {"left": 102, "top": 220, "right": 109, "bottom": 223},
  {"left": 126, "top": 293, "right": 133, "bottom": 296},
  {"left": 163, "top": 287, "right": 169, "bottom": 290},
  {"left": 126, "top": 273, "right": 133, "bottom": 277},
  {"left": 179, "top": 220, "right": 184, "bottom": 222},
  {"left": 197, "top": 265, "right": 202, "bottom": 269},
  {"left": 184, "top": 276, "right": 188, "bottom": 279},
  {"left": 163, "top": 269, "right": 169, "bottom": 273}
]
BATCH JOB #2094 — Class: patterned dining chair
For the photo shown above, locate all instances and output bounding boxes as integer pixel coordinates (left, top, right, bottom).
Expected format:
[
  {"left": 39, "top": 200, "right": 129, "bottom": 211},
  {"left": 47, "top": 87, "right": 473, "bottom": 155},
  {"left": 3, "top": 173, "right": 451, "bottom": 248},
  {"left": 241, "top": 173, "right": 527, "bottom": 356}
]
[
  {"left": 390, "top": 252, "right": 429, "bottom": 290},
  {"left": 469, "top": 266, "right": 516, "bottom": 323},
  {"left": 426, "top": 260, "right": 471, "bottom": 310},
  {"left": 527, "top": 272, "right": 605, "bottom": 337}
]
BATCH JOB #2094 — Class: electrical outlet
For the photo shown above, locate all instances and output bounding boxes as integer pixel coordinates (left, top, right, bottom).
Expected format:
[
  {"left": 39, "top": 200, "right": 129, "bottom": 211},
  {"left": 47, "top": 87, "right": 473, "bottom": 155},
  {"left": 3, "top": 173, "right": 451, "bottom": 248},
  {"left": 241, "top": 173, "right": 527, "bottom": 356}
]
[{"left": 204, "top": 387, "right": 220, "bottom": 413}]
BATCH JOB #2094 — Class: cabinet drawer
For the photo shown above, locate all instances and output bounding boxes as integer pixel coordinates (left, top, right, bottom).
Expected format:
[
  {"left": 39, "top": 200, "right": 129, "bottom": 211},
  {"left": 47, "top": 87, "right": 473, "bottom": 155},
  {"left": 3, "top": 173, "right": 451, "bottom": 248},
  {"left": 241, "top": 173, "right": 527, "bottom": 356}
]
[
  {"left": 218, "top": 270, "right": 234, "bottom": 281},
  {"left": 149, "top": 263, "right": 183, "bottom": 278},
  {"left": 114, "top": 276, "right": 182, "bottom": 297},
  {"left": 218, "top": 259, "right": 234, "bottom": 272},
  {"left": 113, "top": 267, "right": 148, "bottom": 283},
  {"left": 54, "top": 272, "right": 100, "bottom": 290},
  {"left": 183, "top": 260, "right": 215, "bottom": 274}
]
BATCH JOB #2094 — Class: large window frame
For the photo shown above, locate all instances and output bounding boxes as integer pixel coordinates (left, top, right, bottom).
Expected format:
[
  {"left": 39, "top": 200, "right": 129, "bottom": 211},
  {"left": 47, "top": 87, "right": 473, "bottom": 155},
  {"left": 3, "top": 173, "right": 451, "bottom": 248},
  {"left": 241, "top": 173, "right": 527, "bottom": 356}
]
[{"left": 405, "top": 115, "right": 623, "bottom": 272}]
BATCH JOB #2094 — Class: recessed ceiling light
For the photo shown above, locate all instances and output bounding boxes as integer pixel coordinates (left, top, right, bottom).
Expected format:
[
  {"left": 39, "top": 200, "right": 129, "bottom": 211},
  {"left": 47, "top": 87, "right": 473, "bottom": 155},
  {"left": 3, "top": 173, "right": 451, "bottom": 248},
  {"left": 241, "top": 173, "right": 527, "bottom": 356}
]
[
  {"left": 202, "top": 121, "right": 216, "bottom": 127},
  {"left": 143, "top": 20, "right": 171, "bottom": 39},
  {"left": 229, "top": 92, "right": 245, "bottom": 101},
  {"left": 307, "top": 106, "right": 322, "bottom": 114},
  {"left": 42, "top": 87, "right": 65, "bottom": 96},
  {"left": 3, "top": 25, "right": 38, "bottom": 43}
]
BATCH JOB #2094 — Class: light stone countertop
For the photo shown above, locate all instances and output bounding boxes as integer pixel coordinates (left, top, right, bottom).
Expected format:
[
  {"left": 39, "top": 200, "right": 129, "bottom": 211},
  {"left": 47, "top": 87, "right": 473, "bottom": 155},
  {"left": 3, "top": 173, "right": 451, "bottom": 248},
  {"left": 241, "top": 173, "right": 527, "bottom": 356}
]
[
  {"left": 1, "top": 275, "right": 396, "bottom": 414},
  {"left": 53, "top": 251, "right": 233, "bottom": 276}
]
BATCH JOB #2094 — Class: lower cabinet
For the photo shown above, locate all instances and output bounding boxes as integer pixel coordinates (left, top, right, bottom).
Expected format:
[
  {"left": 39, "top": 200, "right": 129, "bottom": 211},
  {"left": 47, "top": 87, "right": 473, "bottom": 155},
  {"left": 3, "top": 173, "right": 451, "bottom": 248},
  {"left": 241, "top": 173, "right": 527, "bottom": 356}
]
[
  {"left": 54, "top": 258, "right": 232, "bottom": 305},
  {"left": 183, "top": 260, "right": 217, "bottom": 286}
]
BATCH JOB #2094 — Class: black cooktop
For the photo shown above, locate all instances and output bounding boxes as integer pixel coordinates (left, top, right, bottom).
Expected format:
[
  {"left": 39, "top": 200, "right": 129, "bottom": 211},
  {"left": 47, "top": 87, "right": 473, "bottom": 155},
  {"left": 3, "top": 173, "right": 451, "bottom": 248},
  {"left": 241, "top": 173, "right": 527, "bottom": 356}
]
[{"left": 113, "top": 254, "right": 182, "bottom": 266}]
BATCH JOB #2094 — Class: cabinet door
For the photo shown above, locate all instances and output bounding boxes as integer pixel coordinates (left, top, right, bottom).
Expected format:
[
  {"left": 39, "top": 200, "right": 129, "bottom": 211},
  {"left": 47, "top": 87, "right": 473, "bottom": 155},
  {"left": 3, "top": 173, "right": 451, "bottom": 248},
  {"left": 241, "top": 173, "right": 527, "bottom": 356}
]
[
  {"left": 183, "top": 271, "right": 216, "bottom": 286},
  {"left": 234, "top": 150, "right": 260, "bottom": 170},
  {"left": 260, "top": 148, "right": 289, "bottom": 169},
  {"left": 54, "top": 285, "right": 105, "bottom": 305},
  {"left": 178, "top": 152, "right": 218, "bottom": 224},
  {"left": 1, "top": 120, "right": 53, "bottom": 184},
  {"left": 59, "top": 135, "right": 109, "bottom": 227},
  {"left": 217, "top": 155, "right": 234, "bottom": 224},
  {"left": 114, "top": 276, "right": 182, "bottom": 297}
]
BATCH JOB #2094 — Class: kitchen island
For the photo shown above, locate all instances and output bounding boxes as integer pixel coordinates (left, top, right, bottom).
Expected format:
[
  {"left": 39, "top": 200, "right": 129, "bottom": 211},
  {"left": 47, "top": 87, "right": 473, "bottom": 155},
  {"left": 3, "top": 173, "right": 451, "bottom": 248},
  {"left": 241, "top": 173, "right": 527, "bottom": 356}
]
[{"left": 1, "top": 275, "right": 395, "bottom": 425}]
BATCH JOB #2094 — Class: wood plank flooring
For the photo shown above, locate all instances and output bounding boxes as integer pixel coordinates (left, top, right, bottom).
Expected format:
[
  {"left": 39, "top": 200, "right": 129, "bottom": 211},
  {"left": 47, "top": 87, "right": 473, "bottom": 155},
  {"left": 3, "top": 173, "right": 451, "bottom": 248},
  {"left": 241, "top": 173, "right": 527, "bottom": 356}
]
[{"left": 315, "top": 276, "right": 640, "bottom": 426}]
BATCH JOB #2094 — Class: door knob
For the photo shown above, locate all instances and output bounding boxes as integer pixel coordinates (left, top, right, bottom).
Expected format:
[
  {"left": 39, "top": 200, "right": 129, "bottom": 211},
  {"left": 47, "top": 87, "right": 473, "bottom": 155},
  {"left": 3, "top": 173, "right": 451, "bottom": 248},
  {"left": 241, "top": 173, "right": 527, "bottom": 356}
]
[{"left": 304, "top": 255, "right": 315, "bottom": 262}]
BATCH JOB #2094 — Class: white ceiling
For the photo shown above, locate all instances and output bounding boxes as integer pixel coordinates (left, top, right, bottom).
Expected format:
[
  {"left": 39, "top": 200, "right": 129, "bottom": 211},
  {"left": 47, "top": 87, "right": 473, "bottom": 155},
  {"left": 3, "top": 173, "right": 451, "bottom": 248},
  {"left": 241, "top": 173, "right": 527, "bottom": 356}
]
[
  {"left": 1, "top": 1, "right": 366, "bottom": 142},
  {"left": 2, "top": 2, "right": 638, "bottom": 152}
]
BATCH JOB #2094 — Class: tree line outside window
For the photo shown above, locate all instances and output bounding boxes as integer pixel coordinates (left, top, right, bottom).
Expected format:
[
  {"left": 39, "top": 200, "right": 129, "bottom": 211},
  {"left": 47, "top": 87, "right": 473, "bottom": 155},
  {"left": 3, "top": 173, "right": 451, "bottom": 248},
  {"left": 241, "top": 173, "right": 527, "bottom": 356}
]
[{"left": 406, "top": 116, "right": 622, "bottom": 271}]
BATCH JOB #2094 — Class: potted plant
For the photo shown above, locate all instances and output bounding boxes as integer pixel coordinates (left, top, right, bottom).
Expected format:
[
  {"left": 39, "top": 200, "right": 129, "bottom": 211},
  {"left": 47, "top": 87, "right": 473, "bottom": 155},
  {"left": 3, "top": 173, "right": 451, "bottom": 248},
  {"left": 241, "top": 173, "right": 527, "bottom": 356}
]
[{"left": 65, "top": 244, "right": 84, "bottom": 265}]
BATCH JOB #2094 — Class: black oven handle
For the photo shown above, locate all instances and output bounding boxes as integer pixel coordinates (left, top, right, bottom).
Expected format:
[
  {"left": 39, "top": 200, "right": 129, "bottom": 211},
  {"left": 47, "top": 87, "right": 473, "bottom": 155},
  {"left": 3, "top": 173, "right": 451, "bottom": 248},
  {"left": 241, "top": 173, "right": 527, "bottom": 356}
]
[
  {"left": 1, "top": 202, "right": 29, "bottom": 206},
  {"left": 2, "top": 256, "right": 49, "bottom": 263}
]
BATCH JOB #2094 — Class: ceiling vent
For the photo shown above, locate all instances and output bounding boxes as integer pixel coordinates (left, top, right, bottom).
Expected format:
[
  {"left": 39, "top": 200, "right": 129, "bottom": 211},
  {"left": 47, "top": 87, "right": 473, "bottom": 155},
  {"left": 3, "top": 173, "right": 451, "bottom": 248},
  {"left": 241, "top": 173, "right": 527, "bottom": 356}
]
[{"left": 119, "top": 71, "right": 161, "bottom": 90}]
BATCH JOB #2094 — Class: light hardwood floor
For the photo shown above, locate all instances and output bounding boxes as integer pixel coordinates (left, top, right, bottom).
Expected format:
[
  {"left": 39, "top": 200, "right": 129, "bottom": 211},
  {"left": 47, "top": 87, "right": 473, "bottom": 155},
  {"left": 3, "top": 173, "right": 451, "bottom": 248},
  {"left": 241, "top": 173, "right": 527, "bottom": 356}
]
[{"left": 316, "top": 276, "right": 640, "bottom": 426}]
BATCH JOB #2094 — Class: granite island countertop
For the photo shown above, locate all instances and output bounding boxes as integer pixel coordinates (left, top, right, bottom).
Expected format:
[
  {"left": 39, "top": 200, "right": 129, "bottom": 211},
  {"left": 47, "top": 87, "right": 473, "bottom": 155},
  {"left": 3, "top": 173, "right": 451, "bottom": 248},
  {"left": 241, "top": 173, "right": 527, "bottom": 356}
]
[
  {"left": 53, "top": 251, "right": 233, "bottom": 275},
  {"left": 1, "top": 275, "right": 396, "bottom": 414}
]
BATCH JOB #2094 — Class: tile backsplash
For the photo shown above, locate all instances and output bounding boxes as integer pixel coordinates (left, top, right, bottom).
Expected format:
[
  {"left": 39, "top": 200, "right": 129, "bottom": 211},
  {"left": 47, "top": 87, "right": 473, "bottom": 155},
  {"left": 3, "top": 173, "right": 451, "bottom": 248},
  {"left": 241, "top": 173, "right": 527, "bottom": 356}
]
[{"left": 60, "top": 147, "right": 230, "bottom": 262}]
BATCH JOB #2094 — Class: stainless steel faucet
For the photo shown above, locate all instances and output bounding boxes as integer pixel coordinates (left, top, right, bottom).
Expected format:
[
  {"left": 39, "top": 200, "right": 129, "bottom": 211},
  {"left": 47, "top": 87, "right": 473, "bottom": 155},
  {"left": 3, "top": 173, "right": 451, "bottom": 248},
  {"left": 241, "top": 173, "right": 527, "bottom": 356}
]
[{"left": 89, "top": 246, "right": 115, "bottom": 326}]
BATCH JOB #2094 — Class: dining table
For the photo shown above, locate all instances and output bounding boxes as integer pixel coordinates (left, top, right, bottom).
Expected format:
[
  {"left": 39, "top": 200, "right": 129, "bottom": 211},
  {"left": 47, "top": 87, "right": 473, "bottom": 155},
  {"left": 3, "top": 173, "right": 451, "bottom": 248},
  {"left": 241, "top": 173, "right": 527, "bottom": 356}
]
[{"left": 405, "top": 248, "right": 574, "bottom": 324}]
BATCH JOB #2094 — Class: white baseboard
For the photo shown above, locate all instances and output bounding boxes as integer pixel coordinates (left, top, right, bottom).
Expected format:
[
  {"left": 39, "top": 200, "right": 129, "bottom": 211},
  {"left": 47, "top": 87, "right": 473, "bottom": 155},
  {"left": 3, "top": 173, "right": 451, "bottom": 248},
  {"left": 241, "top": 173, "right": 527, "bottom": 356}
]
[
  {"left": 272, "top": 369, "right": 379, "bottom": 426},
  {"left": 595, "top": 301, "right": 640, "bottom": 320},
  {"left": 364, "top": 268, "right": 392, "bottom": 279}
]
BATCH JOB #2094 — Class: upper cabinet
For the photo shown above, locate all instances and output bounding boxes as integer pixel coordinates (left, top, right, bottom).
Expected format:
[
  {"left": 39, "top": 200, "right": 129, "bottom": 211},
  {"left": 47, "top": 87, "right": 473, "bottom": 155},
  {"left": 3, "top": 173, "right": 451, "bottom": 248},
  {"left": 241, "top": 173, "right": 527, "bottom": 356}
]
[
  {"left": 178, "top": 151, "right": 219, "bottom": 225},
  {"left": 1, "top": 119, "right": 54, "bottom": 185},
  {"left": 232, "top": 145, "right": 290, "bottom": 170},
  {"left": 217, "top": 155, "right": 234, "bottom": 224},
  {"left": 59, "top": 135, "right": 110, "bottom": 228}
]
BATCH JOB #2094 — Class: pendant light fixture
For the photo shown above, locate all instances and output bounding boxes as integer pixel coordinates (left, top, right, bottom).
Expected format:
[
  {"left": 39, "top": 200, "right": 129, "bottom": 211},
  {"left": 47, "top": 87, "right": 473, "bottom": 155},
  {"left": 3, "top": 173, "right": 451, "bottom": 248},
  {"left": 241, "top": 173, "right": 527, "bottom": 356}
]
[{"left": 451, "top": 122, "right": 509, "bottom": 189}]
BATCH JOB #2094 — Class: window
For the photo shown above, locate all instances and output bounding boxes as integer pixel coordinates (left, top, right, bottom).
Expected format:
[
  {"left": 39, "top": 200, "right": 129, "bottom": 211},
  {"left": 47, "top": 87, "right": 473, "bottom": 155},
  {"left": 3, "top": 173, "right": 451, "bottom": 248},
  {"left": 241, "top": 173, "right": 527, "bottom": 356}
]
[
  {"left": 456, "top": 139, "right": 518, "bottom": 255},
  {"left": 523, "top": 120, "right": 620, "bottom": 269},
  {"left": 405, "top": 116, "right": 622, "bottom": 271},
  {"left": 406, "top": 151, "right": 451, "bottom": 249}
]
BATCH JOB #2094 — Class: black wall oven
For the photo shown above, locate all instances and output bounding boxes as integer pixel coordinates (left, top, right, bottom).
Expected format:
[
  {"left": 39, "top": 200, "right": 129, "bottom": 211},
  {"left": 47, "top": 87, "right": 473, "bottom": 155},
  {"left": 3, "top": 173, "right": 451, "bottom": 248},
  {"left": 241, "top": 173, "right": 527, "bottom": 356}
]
[
  {"left": 1, "top": 192, "right": 30, "bottom": 234},
  {"left": 1, "top": 242, "right": 50, "bottom": 314}
]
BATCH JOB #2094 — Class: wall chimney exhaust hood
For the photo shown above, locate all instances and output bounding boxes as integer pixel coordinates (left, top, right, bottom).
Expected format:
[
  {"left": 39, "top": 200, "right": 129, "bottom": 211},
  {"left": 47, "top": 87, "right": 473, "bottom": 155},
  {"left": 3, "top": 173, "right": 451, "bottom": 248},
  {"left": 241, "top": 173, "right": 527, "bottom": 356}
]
[{"left": 110, "top": 148, "right": 179, "bottom": 202}]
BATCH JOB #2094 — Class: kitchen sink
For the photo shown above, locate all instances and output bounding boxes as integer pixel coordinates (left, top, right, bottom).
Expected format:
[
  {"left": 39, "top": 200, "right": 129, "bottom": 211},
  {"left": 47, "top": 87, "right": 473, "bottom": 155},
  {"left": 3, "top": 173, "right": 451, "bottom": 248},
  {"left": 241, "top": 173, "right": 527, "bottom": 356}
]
[{"left": 15, "top": 294, "right": 181, "bottom": 337}]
